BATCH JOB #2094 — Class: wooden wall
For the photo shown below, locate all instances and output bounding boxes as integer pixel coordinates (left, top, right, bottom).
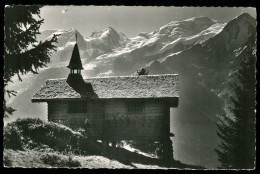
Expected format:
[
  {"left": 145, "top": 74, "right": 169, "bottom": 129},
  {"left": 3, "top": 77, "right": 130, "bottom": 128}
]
[
  {"left": 48, "top": 99, "right": 171, "bottom": 141},
  {"left": 48, "top": 100, "right": 104, "bottom": 139},
  {"left": 102, "top": 99, "right": 170, "bottom": 140}
]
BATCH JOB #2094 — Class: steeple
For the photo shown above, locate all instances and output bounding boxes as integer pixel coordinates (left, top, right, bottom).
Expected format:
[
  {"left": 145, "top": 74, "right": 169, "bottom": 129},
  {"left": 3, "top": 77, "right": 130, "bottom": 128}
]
[{"left": 67, "top": 32, "right": 83, "bottom": 74}]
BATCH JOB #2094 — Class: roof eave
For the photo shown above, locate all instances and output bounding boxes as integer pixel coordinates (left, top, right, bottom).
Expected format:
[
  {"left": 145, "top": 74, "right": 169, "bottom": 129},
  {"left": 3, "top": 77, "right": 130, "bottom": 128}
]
[{"left": 31, "top": 96, "right": 179, "bottom": 104}]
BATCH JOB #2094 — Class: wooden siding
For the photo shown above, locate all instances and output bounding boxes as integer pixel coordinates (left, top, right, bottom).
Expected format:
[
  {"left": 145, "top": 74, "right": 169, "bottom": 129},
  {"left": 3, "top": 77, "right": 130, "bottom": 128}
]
[
  {"left": 102, "top": 99, "right": 170, "bottom": 140},
  {"left": 48, "top": 99, "right": 171, "bottom": 140},
  {"left": 48, "top": 100, "right": 104, "bottom": 138}
]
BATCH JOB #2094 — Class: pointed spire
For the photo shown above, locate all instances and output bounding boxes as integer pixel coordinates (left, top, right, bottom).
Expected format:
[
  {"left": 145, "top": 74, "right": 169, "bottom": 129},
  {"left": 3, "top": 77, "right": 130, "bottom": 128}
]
[{"left": 67, "top": 30, "right": 83, "bottom": 70}]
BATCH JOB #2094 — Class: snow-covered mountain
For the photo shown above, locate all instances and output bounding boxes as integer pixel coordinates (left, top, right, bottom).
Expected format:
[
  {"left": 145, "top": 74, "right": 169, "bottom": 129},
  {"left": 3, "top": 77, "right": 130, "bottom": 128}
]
[
  {"left": 87, "top": 27, "right": 129, "bottom": 52},
  {"left": 36, "top": 28, "right": 88, "bottom": 64},
  {"left": 5, "top": 13, "right": 256, "bottom": 168},
  {"left": 31, "top": 16, "right": 225, "bottom": 76},
  {"left": 91, "top": 16, "right": 225, "bottom": 75},
  {"left": 157, "top": 13, "right": 256, "bottom": 96},
  {"left": 29, "top": 14, "right": 254, "bottom": 79}
]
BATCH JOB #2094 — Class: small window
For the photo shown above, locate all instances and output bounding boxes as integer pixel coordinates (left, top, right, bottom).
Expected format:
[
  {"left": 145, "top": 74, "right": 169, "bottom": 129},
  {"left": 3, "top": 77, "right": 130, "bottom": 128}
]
[
  {"left": 126, "top": 101, "right": 145, "bottom": 115},
  {"left": 68, "top": 101, "right": 87, "bottom": 113}
]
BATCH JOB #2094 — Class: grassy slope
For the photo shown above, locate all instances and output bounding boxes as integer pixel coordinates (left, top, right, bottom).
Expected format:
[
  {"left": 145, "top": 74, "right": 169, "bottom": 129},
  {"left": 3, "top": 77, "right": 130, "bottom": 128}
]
[
  {"left": 4, "top": 149, "right": 199, "bottom": 169},
  {"left": 4, "top": 149, "right": 135, "bottom": 168},
  {"left": 3, "top": 118, "right": 204, "bottom": 169}
]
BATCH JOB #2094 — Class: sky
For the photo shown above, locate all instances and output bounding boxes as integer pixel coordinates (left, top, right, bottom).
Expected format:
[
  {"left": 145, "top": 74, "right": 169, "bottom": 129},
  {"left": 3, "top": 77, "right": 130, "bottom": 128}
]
[{"left": 40, "top": 6, "right": 256, "bottom": 37}]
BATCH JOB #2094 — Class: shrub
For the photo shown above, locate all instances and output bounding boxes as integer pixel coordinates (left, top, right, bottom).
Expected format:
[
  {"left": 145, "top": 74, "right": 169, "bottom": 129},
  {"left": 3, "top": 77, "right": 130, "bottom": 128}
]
[
  {"left": 3, "top": 154, "right": 12, "bottom": 167},
  {"left": 3, "top": 118, "right": 100, "bottom": 155},
  {"left": 3, "top": 123, "right": 23, "bottom": 150},
  {"left": 67, "top": 155, "right": 81, "bottom": 167},
  {"left": 40, "top": 153, "right": 81, "bottom": 167}
]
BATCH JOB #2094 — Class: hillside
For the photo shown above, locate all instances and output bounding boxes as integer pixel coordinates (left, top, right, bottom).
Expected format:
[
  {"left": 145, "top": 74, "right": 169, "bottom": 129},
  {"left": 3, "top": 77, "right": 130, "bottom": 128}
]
[
  {"left": 3, "top": 149, "right": 164, "bottom": 169},
  {"left": 3, "top": 118, "right": 203, "bottom": 169}
]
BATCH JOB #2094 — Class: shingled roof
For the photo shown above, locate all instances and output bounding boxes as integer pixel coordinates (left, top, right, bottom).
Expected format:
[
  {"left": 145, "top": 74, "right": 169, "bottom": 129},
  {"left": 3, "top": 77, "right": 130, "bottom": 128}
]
[{"left": 31, "top": 74, "right": 179, "bottom": 102}]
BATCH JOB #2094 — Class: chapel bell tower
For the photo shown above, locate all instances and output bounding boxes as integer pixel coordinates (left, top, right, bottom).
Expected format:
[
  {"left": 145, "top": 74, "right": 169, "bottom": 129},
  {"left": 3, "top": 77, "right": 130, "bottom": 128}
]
[{"left": 67, "top": 32, "right": 84, "bottom": 74}]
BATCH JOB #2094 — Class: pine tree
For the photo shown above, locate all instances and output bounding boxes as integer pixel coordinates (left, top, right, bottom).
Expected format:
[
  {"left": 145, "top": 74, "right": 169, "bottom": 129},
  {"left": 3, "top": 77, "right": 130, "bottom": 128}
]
[
  {"left": 4, "top": 5, "right": 59, "bottom": 118},
  {"left": 215, "top": 45, "right": 256, "bottom": 169}
]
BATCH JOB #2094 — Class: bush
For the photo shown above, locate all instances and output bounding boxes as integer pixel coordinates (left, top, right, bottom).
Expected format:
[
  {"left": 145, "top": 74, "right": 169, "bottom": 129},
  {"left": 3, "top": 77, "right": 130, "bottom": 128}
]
[
  {"left": 40, "top": 153, "right": 81, "bottom": 167},
  {"left": 3, "top": 154, "right": 12, "bottom": 167},
  {"left": 4, "top": 123, "right": 23, "bottom": 150},
  {"left": 3, "top": 118, "right": 100, "bottom": 155}
]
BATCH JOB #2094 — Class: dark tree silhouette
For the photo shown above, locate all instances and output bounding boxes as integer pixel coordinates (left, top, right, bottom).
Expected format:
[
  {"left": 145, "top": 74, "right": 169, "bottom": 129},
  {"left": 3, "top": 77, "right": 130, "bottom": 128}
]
[
  {"left": 4, "top": 5, "right": 59, "bottom": 118},
  {"left": 137, "top": 68, "right": 149, "bottom": 75},
  {"left": 215, "top": 45, "right": 256, "bottom": 169}
]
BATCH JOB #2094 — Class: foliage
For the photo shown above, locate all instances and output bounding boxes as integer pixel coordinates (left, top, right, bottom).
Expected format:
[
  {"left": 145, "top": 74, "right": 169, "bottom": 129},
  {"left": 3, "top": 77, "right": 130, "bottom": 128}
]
[
  {"left": 136, "top": 68, "right": 149, "bottom": 75},
  {"left": 3, "top": 122, "right": 24, "bottom": 150},
  {"left": 3, "top": 118, "right": 101, "bottom": 155},
  {"left": 4, "top": 5, "right": 59, "bottom": 117},
  {"left": 3, "top": 153, "right": 13, "bottom": 167},
  {"left": 40, "top": 153, "right": 81, "bottom": 167},
  {"left": 215, "top": 45, "right": 256, "bottom": 169}
]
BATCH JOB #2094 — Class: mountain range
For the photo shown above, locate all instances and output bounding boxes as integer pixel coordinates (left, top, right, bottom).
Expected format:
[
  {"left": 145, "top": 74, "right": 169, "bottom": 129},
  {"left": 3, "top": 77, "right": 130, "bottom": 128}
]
[{"left": 5, "top": 13, "right": 256, "bottom": 168}]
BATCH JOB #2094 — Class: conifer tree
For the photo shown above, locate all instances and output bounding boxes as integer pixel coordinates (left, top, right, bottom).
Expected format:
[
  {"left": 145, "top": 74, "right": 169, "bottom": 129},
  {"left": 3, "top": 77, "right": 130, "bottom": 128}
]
[
  {"left": 4, "top": 5, "right": 59, "bottom": 117},
  {"left": 215, "top": 45, "right": 256, "bottom": 169}
]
